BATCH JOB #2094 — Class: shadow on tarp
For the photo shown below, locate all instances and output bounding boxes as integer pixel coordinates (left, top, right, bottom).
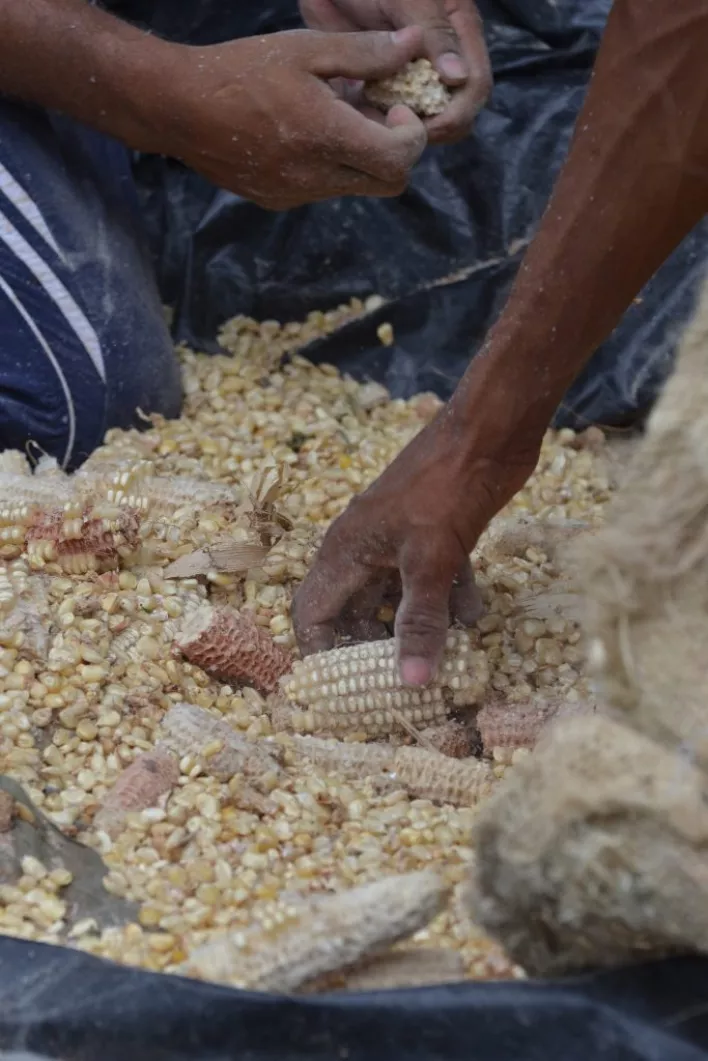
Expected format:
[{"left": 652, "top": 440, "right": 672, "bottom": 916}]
[
  {"left": 1, "top": 937, "right": 708, "bottom": 1060},
  {"left": 107, "top": 0, "right": 708, "bottom": 431}
]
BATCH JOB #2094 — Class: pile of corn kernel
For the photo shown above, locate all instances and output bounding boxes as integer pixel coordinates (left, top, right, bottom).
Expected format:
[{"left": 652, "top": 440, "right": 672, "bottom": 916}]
[{"left": 0, "top": 302, "right": 616, "bottom": 984}]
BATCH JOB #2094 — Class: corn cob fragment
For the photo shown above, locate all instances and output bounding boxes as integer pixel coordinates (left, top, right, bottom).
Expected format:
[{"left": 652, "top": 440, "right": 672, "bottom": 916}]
[
  {"left": 0, "top": 790, "right": 14, "bottom": 833},
  {"left": 175, "top": 603, "right": 292, "bottom": 694},
  {"left": 392, "top": 746, "right": 495, "bottom": 806},
  {"left": 179, "top": 869, "right": 449, "bottom": 992},
  {"left": 282, "top": 631, "right": 489, "bottom": 739},
  {"left": 282, "top": 735, "right": 493, "bottom": 806},
  {"left": 420, "top": 721, "right": 472, "bottom": 759},
  {"left": 332, "top": 947, "right": 465, "bottom": 992},
  {"left": 160, "top": 703, "right": 281, "bottom": 783},
  {"left": 476, "top": 694, "right": 596, "bottom": 754},
  {"left": 93, "top": 747, "right": 179, "bottom": 838},
  {"left": 25, "top": 507, "right": 141, "bottom": 573},
  {"left": 281, "top": 734, "right": 395, "bottom": 778},
  {"left": 364, "top": 59, "right": 451, "bottom": 117}
]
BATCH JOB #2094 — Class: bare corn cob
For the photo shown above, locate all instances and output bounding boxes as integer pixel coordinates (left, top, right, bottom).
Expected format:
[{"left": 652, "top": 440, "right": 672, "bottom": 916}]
[
  {"left": 282, "top": 735, "right": 493, "bottom": 806},
  {"left": 281, "top": 734, "right": 395, "bottom": 778},
  {"left": 25, "top": 507, "right": 141, "bottom": 574},
  {"left": 179, "top": 869, "right": 449, "bottom": 992},
  {"left": 420, "top": 721, "right": 472, "bottom": 759},
  {"left": 332, "top": 947, "right": 465, "bottom": 992},
  {"left": 0, "top": 791, "right": 14, "bottom": 833},
  {"left": 175, "top": 603, "right": 292, "bottom": 694},
  {"left": 282, "top": 630, "right": 489, "bottom": 738},
  {"left": 476, "top": 694, "right": 596, "bottom": 755},
  {"left": 160, "top": 703, "right": 281, "bottom": 783},
  {"left": 392, "top": 746, "right": 495, "bottom": 806},
  {"left": 93, "top": 748, "right": 179, "bottom": 838}
]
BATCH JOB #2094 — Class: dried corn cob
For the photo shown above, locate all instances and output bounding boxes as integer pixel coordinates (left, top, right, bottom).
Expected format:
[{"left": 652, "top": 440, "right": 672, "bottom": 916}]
[
  {"left": 364, "top": 59, "right": 451, "bottom": 117},
  {"left": 175, "top": 604, "right": 292, "bottom": 695},
  {"left": 282, "top": 735, "right": 492, "bottom": 806},
  {"left": 282, "top": 631, "right": 489, "bottom": 739},
  {"left": 25, "top": 507, "right": 141, "bottom": 573},
  {"left": 420, "top": 721, "right": 472, "bottom": 759},
  {"left": 93, "top": 748, "right": 179, "bottom": 838},
  {"left": 160, "top": 703, "right": 281, "bottom": 782},
  {"left": 476, "top": 694, "right": 596, "bottom": 755},
  {"left": 392, "top": 746, "right": 495, "bottom": 806},
  {"left": 333, "top": 947, "right": 465, "bottom": 992},
  {"left": 281, "top": 734, "right": 394, "bottom": 778},
  {"left": 0, "top": 791, "right": 14, "bottom": 833},
  {"left": 179, "top": 869, "right": 449, "bottom": 992}
]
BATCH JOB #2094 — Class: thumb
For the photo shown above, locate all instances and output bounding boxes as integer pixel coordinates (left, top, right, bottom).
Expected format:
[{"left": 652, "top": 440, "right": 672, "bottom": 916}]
[
  {"left": 309, "top": 26, "right": 423, "bottom": 81},
  {"left": 394, "top": 537, "right": 457, "bottom": 686}
]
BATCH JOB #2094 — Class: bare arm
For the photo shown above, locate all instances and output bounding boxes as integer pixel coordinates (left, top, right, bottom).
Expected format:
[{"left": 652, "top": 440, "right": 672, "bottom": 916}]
[
  {"left": 0, "top": 0, "right": 171, "bottom": 150},
  {"left": 294, "top": 0, "right": 708, "bottom": 679},
  {"left": 453, "top": 0, "right": 708, "bottom": 440},
  {"left": 0, "top": 0, "right": 427, "bottom": 207}
]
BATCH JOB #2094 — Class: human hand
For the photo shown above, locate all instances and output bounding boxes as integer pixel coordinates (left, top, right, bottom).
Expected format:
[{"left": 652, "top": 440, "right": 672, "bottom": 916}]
[
  {"left": 300, "top": 0, "right": 491, "bottom": 142},
  {"left": 156, "top": 28, "right": 427, "bottom": 209},
  {"left": 292, "top": 391, "right": 544, "bottom": 685}
]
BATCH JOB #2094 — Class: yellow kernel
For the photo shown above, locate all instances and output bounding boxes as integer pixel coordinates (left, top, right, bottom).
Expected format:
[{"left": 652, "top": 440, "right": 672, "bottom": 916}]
[{"left": 76, "top": 719, "right": 98, "bottom": 741}]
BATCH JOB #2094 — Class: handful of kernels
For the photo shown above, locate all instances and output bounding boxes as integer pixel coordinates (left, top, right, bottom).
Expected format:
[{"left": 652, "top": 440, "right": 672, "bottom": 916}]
[{"left": 0, "top": 300, "right": 615, "bottom": 988}]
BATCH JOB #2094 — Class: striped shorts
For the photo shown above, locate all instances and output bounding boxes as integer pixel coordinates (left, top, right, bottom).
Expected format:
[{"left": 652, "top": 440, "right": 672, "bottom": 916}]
[{"left": 0, "top": 99, "right": 182, "bottom": 471}]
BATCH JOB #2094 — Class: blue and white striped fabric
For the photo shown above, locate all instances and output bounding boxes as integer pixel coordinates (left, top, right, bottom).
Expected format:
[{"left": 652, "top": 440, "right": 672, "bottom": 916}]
[{"left": 0, "top": 98, "right": 182, "bottom": 471}]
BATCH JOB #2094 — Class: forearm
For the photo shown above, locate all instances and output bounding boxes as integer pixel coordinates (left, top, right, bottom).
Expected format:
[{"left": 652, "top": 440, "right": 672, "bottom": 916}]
[
  {"left": 0, "top": 0, "right": 175, "bottom": 150},
  {"left": 453, "top": 0, "right": 708, "bottom": 432}
]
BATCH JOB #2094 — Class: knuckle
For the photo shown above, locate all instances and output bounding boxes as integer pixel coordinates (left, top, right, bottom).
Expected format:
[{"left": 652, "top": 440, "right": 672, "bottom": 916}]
[{"left": 396, "top": 601, "right": 448, "bottom": 641}]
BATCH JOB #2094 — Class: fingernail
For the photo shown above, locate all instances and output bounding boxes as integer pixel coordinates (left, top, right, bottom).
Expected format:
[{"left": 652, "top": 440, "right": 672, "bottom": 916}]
[
  {"left": 400, "top": 657, "right": 433, "bottom": 686},
  {"left": 437, "top": 51, "right": 467, "bottom": 81}
]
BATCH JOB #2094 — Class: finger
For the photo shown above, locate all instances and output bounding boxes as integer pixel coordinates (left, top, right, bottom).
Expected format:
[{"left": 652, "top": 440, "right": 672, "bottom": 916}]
[
  {"left": 449, "top": 558, "right": 484, "bottom": 625},
  {"left": 308, "top": 26, "right": 423, "bottom": 81},
  {"left": 425, "top": 4, "right": 491, "bottom": 140},
  {"left": 292, "top": 547, "right": 370, "bottom": 656},
  {"left": 394, "top": 535, "right": 458, "bottom": 686},
  {"left": 327, "top": 99, "right": 427, "bottom": 183},
  {"left": 387, "top": 0, "right": 468, "bottom": 81}
]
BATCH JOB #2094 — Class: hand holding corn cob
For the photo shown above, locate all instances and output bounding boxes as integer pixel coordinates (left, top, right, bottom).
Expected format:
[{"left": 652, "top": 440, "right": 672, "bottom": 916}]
[{"left": 293, "top": 402, "right": 538, "bottom": 684}]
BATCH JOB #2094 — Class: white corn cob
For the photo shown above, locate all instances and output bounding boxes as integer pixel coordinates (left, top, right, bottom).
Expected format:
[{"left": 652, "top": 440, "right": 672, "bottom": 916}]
[
  {"left": 281, "top": 735, "right": 493, "bottom": 806},
  {"left": 282, "top": 630, "right": 489, "bottom": 738},
  {"left": 391, "top": 746, "right": 495, "bottom": 806},
  {"left": 179, "top": 869, "right": 449, "bottom": 992},
  {"left": 281, "top": 735, "right": 395, "bottom": 778},
  {"left": 160, "top": 703, "right": 281, "bottom": 782},
  {"left": 333, "top": 947, "right": 465, "bottom": 992}
]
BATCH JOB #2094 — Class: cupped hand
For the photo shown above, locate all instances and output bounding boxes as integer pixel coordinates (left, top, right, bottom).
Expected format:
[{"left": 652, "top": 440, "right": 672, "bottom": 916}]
[
  {"left": 292, "top": 399, "right": 543, "bottom": 684},
  {"left": 158, "top": 28, "right": 427, "bottom": 209},
  {"left": 300, "top": 0, "right": 491, "bottom": 142}
]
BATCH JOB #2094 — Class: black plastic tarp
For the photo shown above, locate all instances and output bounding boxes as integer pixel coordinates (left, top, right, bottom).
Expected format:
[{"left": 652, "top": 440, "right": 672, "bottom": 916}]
[
  {"left": 114, "top": 0, "right": 708, "bottom": 429},
  {"left": 1, "top": 938, "right": 708, "bottom": 1061}
]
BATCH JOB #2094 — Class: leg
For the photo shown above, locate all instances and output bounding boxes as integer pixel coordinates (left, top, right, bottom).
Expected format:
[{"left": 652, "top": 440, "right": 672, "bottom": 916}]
[{"left": 0, "top": 99, "right": 182, "bottom": 472}]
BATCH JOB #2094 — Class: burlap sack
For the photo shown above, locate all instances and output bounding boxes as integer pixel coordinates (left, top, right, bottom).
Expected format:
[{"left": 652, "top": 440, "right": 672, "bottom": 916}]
[
  {"left": 469, "top": 714, "right": 708, "bottom": 975},
  {"left": 470, "top": 278, "right": 708, "bottom": 973}
]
